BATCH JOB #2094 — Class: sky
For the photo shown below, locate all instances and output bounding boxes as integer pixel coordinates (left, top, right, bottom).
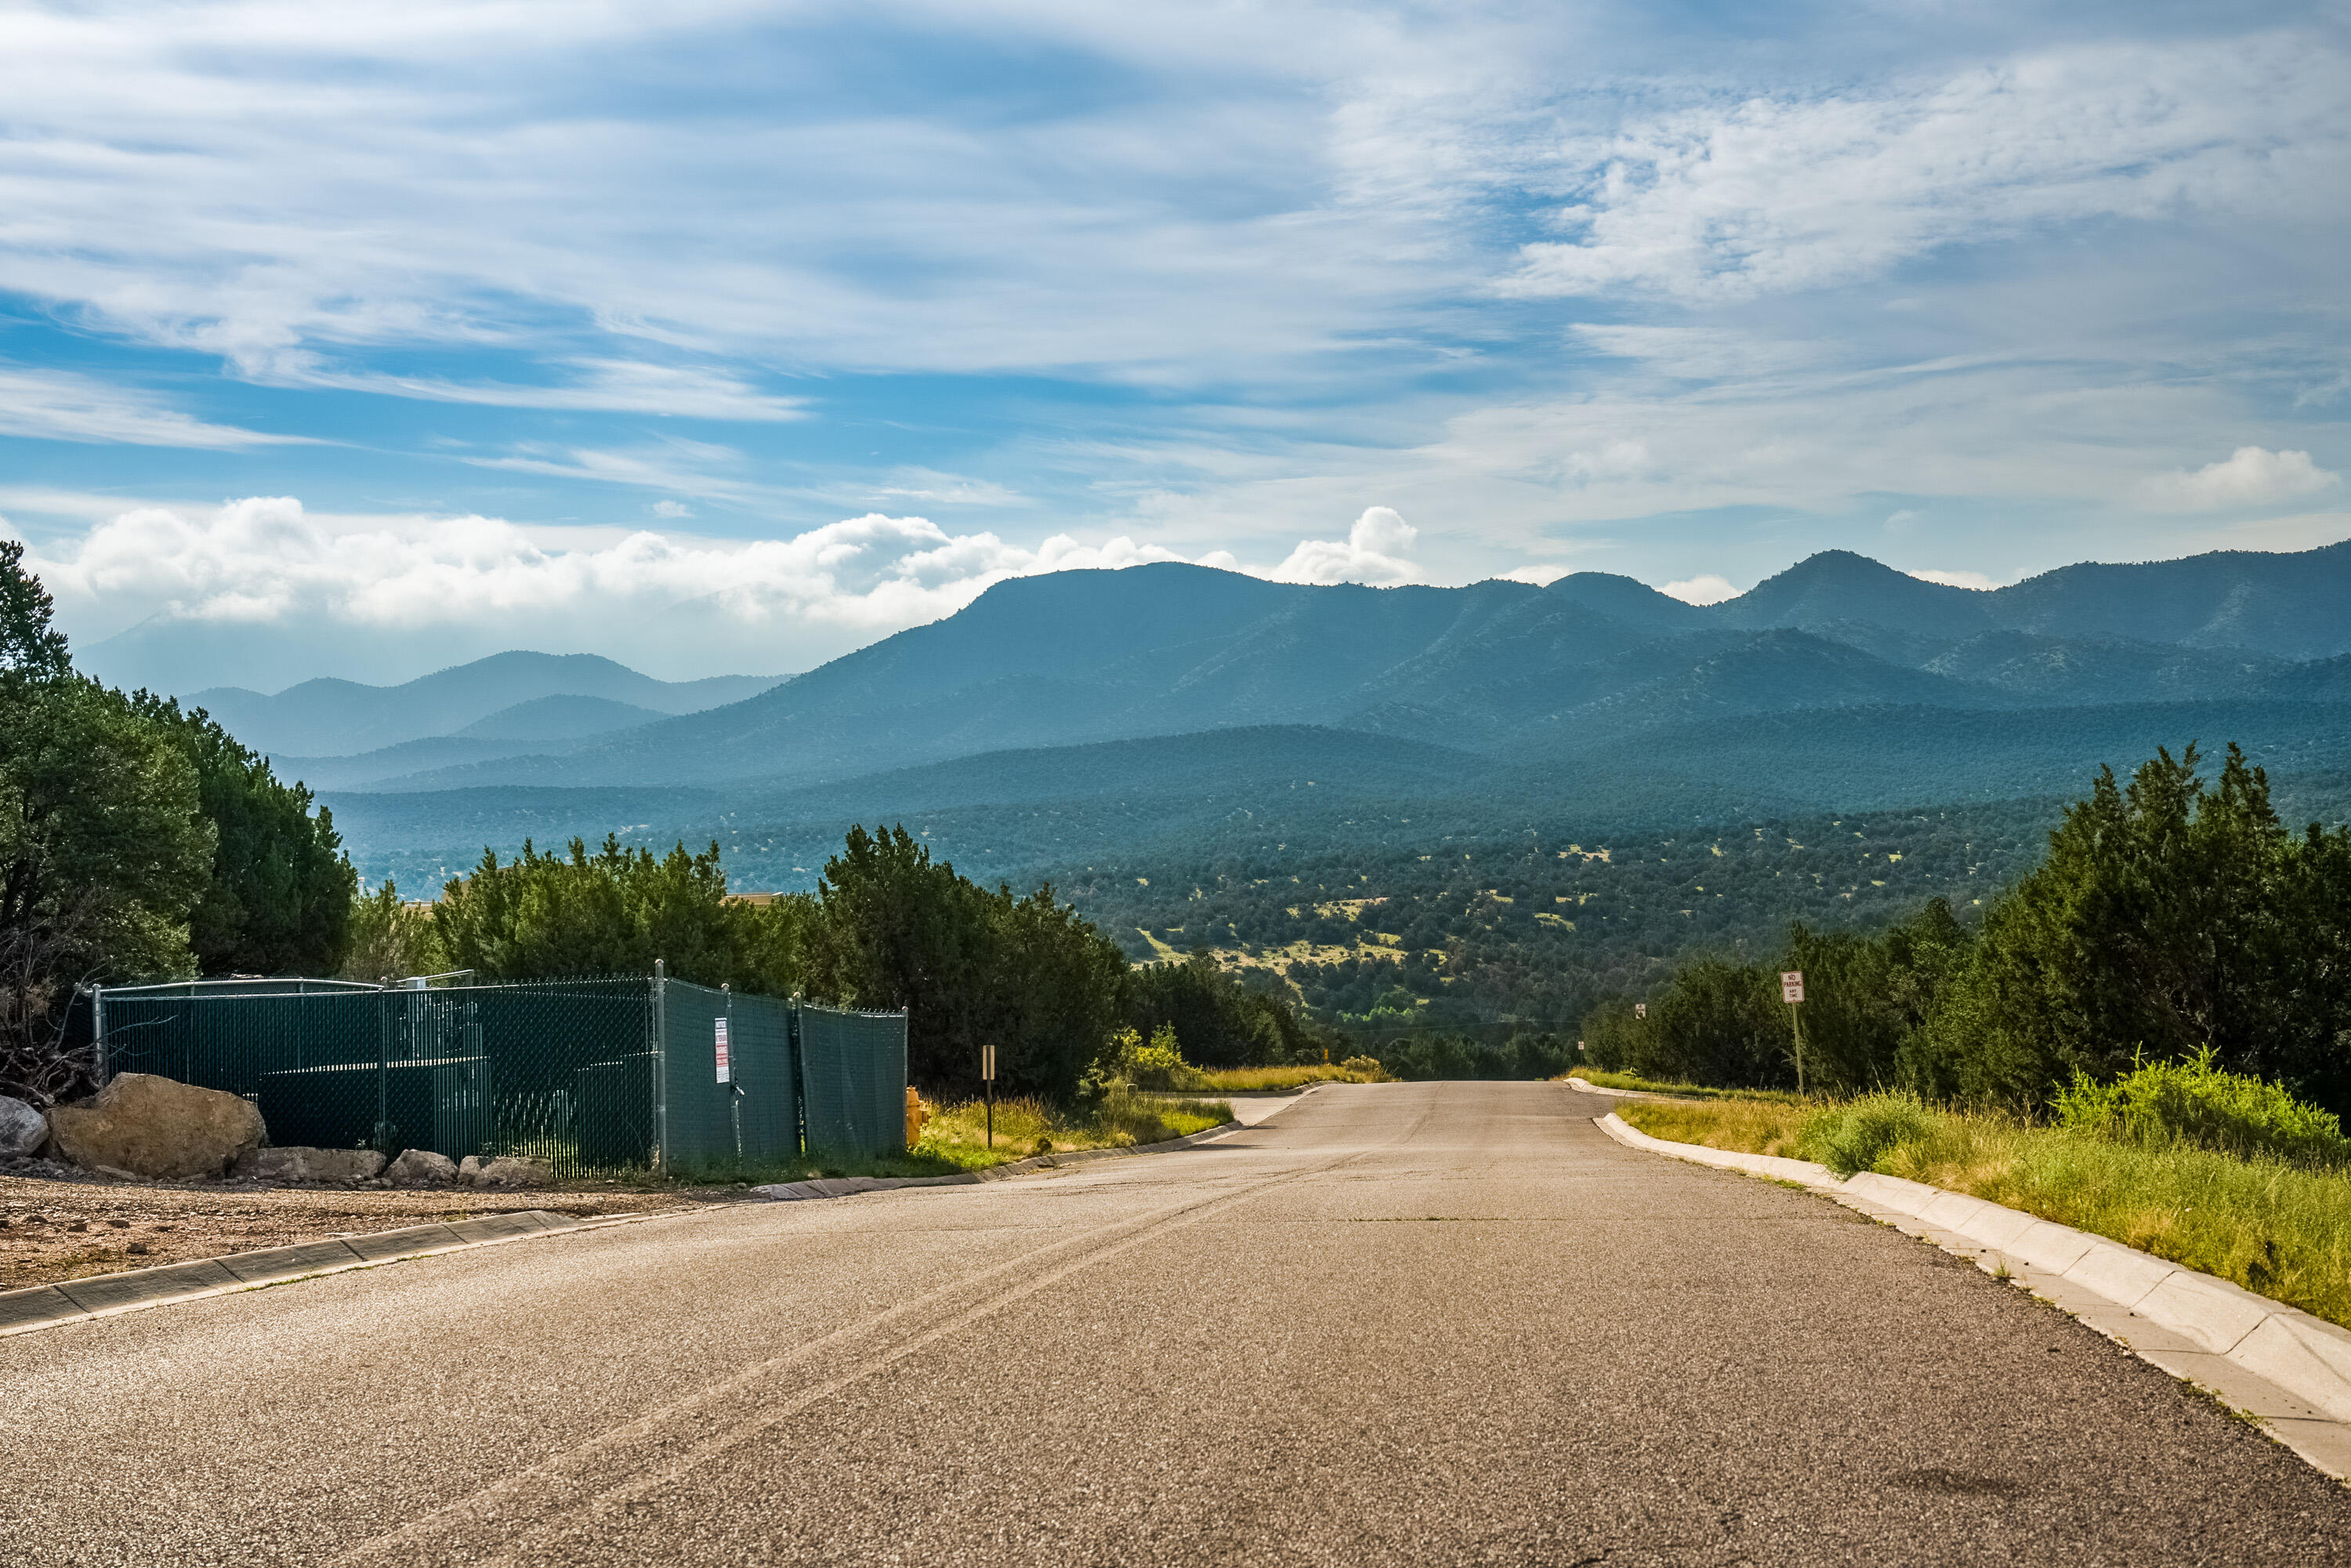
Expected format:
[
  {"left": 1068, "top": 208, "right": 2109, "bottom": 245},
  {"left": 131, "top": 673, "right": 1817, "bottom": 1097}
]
[{"left": 1, "top": 0, "right": 2346, "bottom": 690}]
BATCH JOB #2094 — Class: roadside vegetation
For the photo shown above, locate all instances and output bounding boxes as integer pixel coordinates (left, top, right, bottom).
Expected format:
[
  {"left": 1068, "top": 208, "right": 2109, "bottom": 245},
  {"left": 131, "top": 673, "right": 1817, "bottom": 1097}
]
[
  {"left": 1567, "top": 1068, "right": 1806, "bottom": 1104},
  {"left": 1195, "top": 1061, "right": 1393, "bottom": 1092},
  {"left": 664, "top": 1087, "right": 1235, "bottom": 1186},
  {"left": 1616, "top": 1053, "right": 2351, "bottom": 1330},
  {"left": 1585, "top": 743, "right": 2351, "bottom": 1120}
]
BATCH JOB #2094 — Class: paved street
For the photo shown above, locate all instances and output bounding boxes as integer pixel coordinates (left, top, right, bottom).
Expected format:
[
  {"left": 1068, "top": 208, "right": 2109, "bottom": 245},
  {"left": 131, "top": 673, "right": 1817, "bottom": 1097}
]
[{"left": 6, "top": 1081, "right": 2348, "bottom": 1566}]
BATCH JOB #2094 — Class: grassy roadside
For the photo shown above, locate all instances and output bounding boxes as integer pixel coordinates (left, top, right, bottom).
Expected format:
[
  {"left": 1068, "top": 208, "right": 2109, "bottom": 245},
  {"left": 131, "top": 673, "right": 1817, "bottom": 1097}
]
[
  {"left": 1197, "top": 1063, "right": 1387, "bottom": 1092},
  {"left": 1566, "top": 1068, "right": 1808, "bottom": 1104},
  {"left": 1615, "top": 1095, "right": 2351, "bottom": 1331},
  {"left": 665, "top": 1089, "right": 1235, "bottom": 1186}
]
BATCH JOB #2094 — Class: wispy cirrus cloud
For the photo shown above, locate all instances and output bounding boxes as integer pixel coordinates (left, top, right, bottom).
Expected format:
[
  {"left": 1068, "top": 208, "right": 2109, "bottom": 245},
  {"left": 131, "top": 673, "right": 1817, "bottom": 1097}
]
[
  {"left": 0, "top": 365, "right": 306, "bottom": 448},
  {"left": 1505, "top": 35, "right": 2351, "bottom": 302},
  {"left": 278, "top": 359, "right": 813, "bottom": 421}
]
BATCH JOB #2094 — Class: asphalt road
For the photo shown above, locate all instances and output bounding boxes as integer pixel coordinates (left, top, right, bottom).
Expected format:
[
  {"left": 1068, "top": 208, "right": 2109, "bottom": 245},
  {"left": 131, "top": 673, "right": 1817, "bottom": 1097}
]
[{"left": 6, "top": 1081, "right": 2348, "bottom": 1566}]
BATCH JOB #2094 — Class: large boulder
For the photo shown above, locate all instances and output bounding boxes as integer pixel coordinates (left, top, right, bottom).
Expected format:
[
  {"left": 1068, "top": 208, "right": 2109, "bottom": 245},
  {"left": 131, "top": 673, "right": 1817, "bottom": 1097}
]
[
  {"left": 48, "top": 1074, "right": 265, "bottom": 1180},
  {"left": 458, "top": 1154, "right": 552, "bottom": 1190},
  {"left": 0, "top": 1095, "right": 46, "bottom": 1159},
  {"left": 385, "top": 1148, "right": 458, "bottom": 1186},
  {"left": 234, "top": 1146, "right": 388, "bottom": 1183}
]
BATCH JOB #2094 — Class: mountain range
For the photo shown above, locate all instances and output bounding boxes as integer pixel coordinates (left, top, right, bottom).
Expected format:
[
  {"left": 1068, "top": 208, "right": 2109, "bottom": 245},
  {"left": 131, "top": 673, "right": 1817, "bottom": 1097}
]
[
  {"left": 187, "top": 651, "right": 784, "bottom": 762},
  {"left": 310, "top": 541, "right": 2351, "bottom": 795},
  {"left": 271, "top": 538, "right": 2351, "bottom": 903}
]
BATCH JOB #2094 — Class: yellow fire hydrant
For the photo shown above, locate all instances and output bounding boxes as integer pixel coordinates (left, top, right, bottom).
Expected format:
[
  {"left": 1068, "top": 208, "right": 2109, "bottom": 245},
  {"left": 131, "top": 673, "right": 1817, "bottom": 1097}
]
[{"left": 904, "top": 1085, "right": 931, "bottom": 1148}]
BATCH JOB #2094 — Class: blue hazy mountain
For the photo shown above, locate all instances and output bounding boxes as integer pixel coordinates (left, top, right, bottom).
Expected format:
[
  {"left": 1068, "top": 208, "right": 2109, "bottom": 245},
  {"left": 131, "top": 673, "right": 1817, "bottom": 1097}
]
[
  {"left": 345, "top": 540, "right": 2351, "bottom": 796},
  {"left": 187, "top": 651, "right": 783, "bottom": 757},
  {"left": 451, "top": 693, "right": 669, "bottom": 743}
]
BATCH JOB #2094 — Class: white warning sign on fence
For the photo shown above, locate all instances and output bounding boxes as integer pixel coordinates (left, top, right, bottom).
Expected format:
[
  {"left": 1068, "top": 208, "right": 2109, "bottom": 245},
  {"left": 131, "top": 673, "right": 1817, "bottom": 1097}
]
[
  {"left": 1781, "top": 971, "right": 1805, "bottom": 1005},
  {"left": 715, "top": 1016, "right": 731, "bottom": 1084}
]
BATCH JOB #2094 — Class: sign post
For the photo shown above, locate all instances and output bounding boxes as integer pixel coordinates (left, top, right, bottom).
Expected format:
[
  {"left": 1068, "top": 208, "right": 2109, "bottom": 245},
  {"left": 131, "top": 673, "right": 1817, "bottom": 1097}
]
[
  {"left": 718, "top": 984, "right": 741, "bottom": 1160},
  {"left": 981, "top": 1041, "right": 997, "bottom": 1150},
  {"left": 1780, "top": 971, "right": 1806, "bottom": 1095}
]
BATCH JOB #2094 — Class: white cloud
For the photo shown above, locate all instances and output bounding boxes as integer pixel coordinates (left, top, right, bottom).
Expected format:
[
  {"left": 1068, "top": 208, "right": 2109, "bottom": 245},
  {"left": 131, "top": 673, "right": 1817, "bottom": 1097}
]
[
  {"left": 1495, "top": 562, "right": 1572, "bottom": 585},
  {"left": 1505, "top": 37, "right": 2351, "bottom": 301},
  {"left": 1660, "top": 574, "right": 1738, "bottom": 605},
  {"left": 0, "top": 365, "right": 304, "bottom": 448},
  {"left": 2145, "top": 446, "right": 2342, "bottom": 512},
  {"left": 1907, "top": 567, "right": 2000, "bottom": 591},
  {"left": 27, "top": 494, "right": 1222, "bottom": 679},
  {"left": 1268, "top": 506, "right": 1421, "bottom": 585},
  {"left": 651, "top": 500, "right": 694, "bottom": 519}
]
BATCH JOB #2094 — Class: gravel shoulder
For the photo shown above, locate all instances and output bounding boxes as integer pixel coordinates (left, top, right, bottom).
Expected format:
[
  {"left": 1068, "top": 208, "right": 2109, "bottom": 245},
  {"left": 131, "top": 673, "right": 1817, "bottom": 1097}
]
[{"left": 0, "top": 1167, "right": 711, "bottom": 1290}]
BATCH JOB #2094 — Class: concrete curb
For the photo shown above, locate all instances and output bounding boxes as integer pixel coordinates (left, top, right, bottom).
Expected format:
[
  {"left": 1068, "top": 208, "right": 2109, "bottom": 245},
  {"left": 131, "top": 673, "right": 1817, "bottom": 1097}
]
[
  {"left": 753, "top": 1118, "right": 1247, "bottom": 1202},
  {"left": 0, "top": 1208, "right": 658, "bottom": 1340},
  {"left": 1592, "top": 1110, "right": 2351, "bottom": 1480},
  {"left": 1563, "top": 1076, "right": 1658, "bottom": 1100}
]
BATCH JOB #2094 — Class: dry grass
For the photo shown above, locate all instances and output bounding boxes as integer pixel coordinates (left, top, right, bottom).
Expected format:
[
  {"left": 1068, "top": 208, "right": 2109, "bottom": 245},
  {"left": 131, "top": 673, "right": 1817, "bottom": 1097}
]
[
  {"left": 1617, "top": 1095, "right": 2351, "bottom": 1330},
  {"left": 1567, "top": 1069, "right": 1806, "bottom": 1104},
  {"left": 915, "top": 1091, "right": 1233, "bottom": 1169},
  {"left": 1614, "top": 1097, "right": 1817, "bottom": 1159},
  {"left": 1197, "top": 1063, "right": 1389, "bottom": 1092}
]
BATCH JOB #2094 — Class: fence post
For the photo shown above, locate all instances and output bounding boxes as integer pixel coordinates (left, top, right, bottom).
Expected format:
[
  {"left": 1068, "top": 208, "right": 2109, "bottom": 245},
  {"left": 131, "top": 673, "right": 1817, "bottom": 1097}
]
[
  {"left": 89, "top": 985, "right": 107, "bottom": 1088},
  {"left": 653, "top": 960, "right": 669, "bottom": 1173},
  {"left": 789, "top": 994, "right": 806, "bottom": 1159}
]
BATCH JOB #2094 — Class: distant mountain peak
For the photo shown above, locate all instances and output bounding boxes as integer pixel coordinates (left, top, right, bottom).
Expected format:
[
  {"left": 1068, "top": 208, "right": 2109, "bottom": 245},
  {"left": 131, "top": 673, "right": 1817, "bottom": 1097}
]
[{"left": 1713, "top": 550, "right": 1995, "bottom": 639}]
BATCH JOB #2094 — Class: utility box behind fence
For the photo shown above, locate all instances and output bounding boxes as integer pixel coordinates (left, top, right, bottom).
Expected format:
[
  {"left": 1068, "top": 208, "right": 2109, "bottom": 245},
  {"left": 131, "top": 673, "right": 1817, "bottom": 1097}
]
[{"left": 93, "top": 974, "right": 907, "bottom": 1176}]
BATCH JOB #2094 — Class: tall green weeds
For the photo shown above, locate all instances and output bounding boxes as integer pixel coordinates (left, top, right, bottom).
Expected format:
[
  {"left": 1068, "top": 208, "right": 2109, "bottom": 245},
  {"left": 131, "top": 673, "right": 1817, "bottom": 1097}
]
[
  {"left": 1617, "top": 1093, "right": 2351, "bottom": 1330},
  {"left": 2050, "top": 1048, "right": 2349, "bottom": 1167}
]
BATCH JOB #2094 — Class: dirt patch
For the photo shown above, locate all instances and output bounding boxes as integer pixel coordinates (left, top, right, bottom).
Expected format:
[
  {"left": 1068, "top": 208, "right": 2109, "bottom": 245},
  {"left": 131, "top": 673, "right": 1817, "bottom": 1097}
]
[{"left": 0, "top": 1164, "right": 718, "bottom": 1291}]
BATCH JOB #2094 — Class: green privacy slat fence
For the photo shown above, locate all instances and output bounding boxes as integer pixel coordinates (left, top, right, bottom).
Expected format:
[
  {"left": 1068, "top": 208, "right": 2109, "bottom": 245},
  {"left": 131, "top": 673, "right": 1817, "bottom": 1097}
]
[
  {"left": 93, "top": 972, "right": 906, "bottom": 1176},
  {"left": 799, "top": 1004, "right": 909, "bottom": 1159}
]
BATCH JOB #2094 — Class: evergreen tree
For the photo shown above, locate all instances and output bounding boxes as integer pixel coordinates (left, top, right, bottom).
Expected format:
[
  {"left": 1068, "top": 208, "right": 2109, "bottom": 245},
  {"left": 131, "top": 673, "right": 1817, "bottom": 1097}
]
[
  {"left": 1911, "top": 744, "right": 2351, "bottom": 1110},
  {"left": 433, "top": 835, "right": 792, "bottom": 991},
  {"left": 805, "top": 824, "right": 1129, "bottom": 1099},
  {"left": 129, "top": 693, "right": 357, "bottom": 976}
]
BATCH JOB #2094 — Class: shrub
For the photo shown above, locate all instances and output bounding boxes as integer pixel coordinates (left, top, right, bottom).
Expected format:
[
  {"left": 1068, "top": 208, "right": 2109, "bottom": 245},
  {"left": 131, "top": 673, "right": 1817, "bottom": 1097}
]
[
  {"left": 2052, "top": 1049, "right": 2350, "bottom": 1167},
  {"left": 1117, "top": 1023, "right": 1210, "bottom": 1091},
  {"left": 1799, "top": 1093, "right": 1938, "bottom": 1176},
  {"left": 1338, "top": 1055, "right": 1389, "bottom": 1081}
]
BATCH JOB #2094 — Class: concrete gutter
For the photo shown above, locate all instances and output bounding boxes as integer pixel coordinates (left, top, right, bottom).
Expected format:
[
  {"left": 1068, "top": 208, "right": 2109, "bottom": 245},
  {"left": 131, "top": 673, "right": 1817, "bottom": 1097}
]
[
  {"left": 1595, "top": 1110, "right": 2351, "bottom": 1481},
  {"left": 0, "top": 1208, "right": 657, "bottom": 1340},
  {"left": 754, "top": 1117, "right": 1247, "bottom": 1202}
]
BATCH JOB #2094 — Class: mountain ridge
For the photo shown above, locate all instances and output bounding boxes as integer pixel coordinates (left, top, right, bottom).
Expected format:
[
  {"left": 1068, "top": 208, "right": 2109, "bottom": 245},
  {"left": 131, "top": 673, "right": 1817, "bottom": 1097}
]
[
  {"left": 188, "top": 650, "right": 785, "bottom": 756},
  {"left": 234, "top": 538, "right": 2351, "bottom": 804}
]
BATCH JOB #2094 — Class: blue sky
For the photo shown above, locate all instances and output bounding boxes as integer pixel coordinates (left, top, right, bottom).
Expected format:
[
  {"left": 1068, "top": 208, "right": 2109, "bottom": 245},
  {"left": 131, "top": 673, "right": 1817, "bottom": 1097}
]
[{"left": 2, "top": 0, "right": 2346, "bottom": 690}]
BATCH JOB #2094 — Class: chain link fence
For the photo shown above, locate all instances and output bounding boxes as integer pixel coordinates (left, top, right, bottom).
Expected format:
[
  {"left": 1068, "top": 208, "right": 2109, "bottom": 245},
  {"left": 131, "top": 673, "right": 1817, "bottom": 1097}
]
[{"left": 93, "top": 971, "right": 906, "bottom": 1176}]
